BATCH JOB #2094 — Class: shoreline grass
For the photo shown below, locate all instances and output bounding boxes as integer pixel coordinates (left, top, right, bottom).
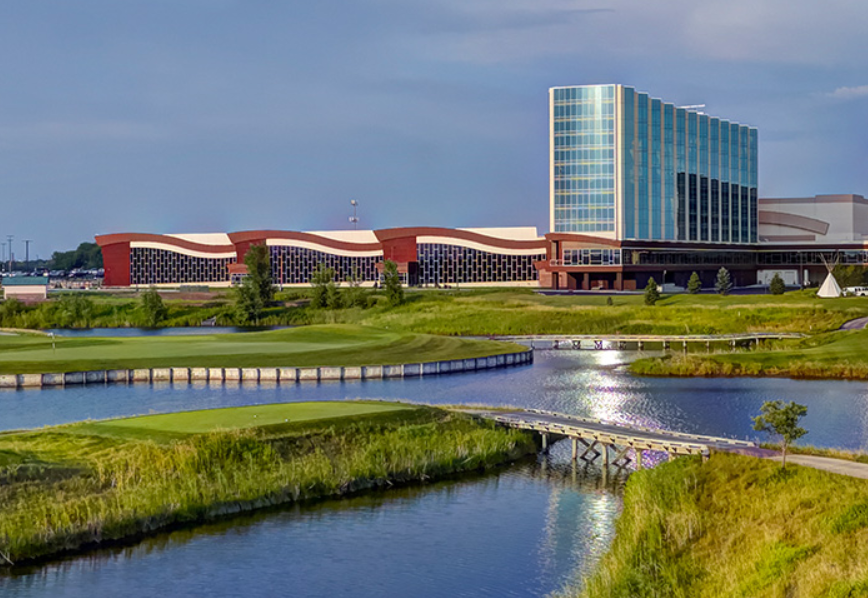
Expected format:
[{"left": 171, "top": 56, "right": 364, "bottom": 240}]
[
  {"left": 0, "top": 401, "right": 537, "bottom": 567},
  {"left": 0, "top": 324, "right": 525, "bottom": 375},
  {"left": 567, "top": 453, "right": 868, "bottom": 598},
  {"left": 630, "top": 329, "right": 868, "bottom": 380}
]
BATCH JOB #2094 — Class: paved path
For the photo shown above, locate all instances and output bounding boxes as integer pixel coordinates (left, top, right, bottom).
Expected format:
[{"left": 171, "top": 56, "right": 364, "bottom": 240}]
[
  {"left": 766, "top": 454, "right": 868, "bottom": 479},
  {"left": 840, "top": 317, "right": 868, "bottom": 330}
]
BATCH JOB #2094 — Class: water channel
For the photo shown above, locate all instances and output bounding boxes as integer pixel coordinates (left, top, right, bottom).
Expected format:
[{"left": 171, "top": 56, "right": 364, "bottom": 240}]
[{"left": 2, "top": 348, "right": 867, "bottom": 597}]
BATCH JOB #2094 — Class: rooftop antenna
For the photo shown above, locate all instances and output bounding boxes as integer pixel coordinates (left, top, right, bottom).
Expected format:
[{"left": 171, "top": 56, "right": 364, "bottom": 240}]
[{"left": 349, "top": 199, "right": 359, "bottom": 230}]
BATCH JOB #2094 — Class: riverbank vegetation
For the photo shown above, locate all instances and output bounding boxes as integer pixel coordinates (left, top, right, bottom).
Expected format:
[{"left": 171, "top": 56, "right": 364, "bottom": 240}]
[
  {"left": 3, "top": 288, "right": 867, "bottom": 335},
  {"left": 0, "top": 402, "right": 536, "bottom": 566},
  {"left": 0, "top": 324, "right": 523, "bottom": 374},
  {"left": 630, "top": 329, "right": 868, "bottom": 380},
  {"left": 571, "top": 453, "right": 868, "bottom": 598}
]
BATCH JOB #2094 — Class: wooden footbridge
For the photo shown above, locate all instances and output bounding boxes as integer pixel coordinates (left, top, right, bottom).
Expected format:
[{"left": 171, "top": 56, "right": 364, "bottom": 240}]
[
  {"left": 475, "top": 409, "right": 757, "bottom": 470},
  {"left": 491, "top": 333, "right": 804, "bottom": 352}
]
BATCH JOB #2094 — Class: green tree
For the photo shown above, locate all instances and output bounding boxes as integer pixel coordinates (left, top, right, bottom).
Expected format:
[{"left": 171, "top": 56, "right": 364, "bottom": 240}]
[
  {"left": 383, "top": 260, "right": 404, "bottom": 307},
  {"left": 310, "top": 264, "right": 336, "bottom": 309},
  {"left": 235, "top": 244, "right": 274, "bottom": 324},
  {"left": 715, "top": 267, "right": 733, "bottom": 296},
  {"left": 752, "top": 400, "right": 808, "bottom": 469},
  {"left": 344, "top": 267, "right": 367, "bottom": 308},
  {"left": 687, "top": 271, "right": 702, "bottom": 294},
  {"left": 769, "top": 273, "right": 786, "bottom": 295},
  {"left": 51, "top": 242, "right": 103, "bottom": 271},
  {"left": 140, "top": 287, "right": 167, "bottom": 328},
  {"left": 644, "top": 277, "right": 660, "bottom": 306},
  {"left": 57, "top": 294, "right": 94, "bottom": 327},
  {"left": 832, "top": 264, "right": 866, "bottom": 288}
]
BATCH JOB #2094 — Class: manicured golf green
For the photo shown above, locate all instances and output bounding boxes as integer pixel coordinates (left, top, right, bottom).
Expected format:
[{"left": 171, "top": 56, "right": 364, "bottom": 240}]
[
  {"left": 0, "top": 324, "right": 523, "bottom": 374},
  {"left": 73, "top": 401, "right": 410, "bottom": 437}
]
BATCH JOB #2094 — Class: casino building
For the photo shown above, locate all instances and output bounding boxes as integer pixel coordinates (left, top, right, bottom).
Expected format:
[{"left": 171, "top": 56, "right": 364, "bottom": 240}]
[
  {"left": 95, "top": 84, "right": 867, "bottom": 290},
  {"left": 96, "top": 228, "right": 547, "bottom": 288}
]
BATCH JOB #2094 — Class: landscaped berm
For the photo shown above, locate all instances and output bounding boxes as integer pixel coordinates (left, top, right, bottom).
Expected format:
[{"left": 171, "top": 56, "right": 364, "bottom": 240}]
[
  {"left": 0, "top": 401, "right": 536, "bottom": 566},
  {"left": 566, "top": 453, "right": 868, "bottom": 598},
  {"left": 0, "top": 324, "right": 523, "bottom": 374}
]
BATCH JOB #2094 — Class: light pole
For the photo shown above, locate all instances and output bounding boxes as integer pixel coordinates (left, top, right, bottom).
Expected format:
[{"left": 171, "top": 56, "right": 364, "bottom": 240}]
[
  {"left": 349, "top": 200, "right": 359, "bottom": 229},
  {"left": 24, "top": 240, "right": 31, "bottom": 273},
  {"left": 6, "top": 235, "right": 12, "bottom": 273}
]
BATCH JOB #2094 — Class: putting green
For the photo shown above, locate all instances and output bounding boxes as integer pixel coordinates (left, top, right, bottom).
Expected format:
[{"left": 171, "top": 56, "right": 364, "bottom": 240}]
[
  {"left": 72, "top": 401, "right": 411, "bottom": 436},
  {"left": 0, "top": 324, "right": 522, "bottom": 374}
]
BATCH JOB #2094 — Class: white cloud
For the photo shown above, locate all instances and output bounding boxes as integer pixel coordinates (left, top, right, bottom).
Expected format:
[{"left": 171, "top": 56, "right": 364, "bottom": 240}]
[{"left": 827, "top": 85, "right": 868, "bottom": 100}]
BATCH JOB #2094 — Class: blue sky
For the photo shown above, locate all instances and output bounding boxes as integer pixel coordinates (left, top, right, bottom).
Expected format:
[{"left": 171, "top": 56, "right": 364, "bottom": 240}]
[{"left": 1, "top": 0, "right": 867, "bottom": 256}]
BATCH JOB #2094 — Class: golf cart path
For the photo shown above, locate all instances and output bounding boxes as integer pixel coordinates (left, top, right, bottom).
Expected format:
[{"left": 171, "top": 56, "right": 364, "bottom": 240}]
[
  {"left": 766, "top": 454, "right": 868, "bottom": 479},
  {"left": 840, "top": 317, "right": 868, "bottom": 330}
]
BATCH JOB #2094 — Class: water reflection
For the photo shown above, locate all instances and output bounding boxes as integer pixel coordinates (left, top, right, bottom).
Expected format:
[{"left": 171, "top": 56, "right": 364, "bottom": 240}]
[
  {"left": 2, "top": 350, "right": 868, "bottom": 451},
  {"left": 2, "top": 459, "right": 623, "bottom": 598}
]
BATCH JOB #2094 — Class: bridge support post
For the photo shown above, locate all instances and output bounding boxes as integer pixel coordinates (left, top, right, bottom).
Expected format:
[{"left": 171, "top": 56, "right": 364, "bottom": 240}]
[
  {"left": 571, "top": 437, "right": 578, "bottom": 460},
  {"left": 683, "top": 341, "right": 688, "bottom": 353},
  {"left": 638, "top": 340, "right": 644, "bottom": 351},
  {"left": 731, "top": 339, "right": 736, "bottom": 350},
  {"left": 541, "top": 433, "right": 549, "bottom": 454},
  {"left": 706, "top": 341, "right": 711, "bottom": 353},
  {"left": 663, "top": 341, "right": 669, "bottom": 352},
  {"left": 636, "top": 450, "right": 644, "bottom": 470},
  {"left": 602, "top": 443, "right": 609, "bottom": 469}
]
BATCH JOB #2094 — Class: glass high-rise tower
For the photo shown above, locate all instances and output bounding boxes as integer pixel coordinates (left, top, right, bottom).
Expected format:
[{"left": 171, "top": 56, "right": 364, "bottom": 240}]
[{"left": 550, "top": 84, "right": 758, "bottom": 244}]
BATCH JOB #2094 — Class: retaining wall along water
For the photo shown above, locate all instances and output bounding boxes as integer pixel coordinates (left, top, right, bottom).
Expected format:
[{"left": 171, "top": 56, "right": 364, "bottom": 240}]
[{"left": 0, "top": 350, "right": 532, "bottom": 389}]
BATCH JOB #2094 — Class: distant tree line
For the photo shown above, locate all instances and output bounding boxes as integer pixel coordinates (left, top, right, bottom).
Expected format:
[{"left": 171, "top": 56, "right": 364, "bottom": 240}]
[{"left": 51, "top": 242, "right": 103, "bottom": 271}]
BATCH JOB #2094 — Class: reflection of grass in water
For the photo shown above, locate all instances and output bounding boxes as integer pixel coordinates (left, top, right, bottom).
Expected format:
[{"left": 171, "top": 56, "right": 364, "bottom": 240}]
[
  {"left": 0, "top": 403, "right": 536, "bottom": 566},
  {"left": 572, "top": 453, "right": 868, "bottom": 598}
]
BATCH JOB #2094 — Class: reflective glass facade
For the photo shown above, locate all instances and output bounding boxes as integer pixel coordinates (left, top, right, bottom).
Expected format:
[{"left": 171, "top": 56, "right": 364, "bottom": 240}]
[
  {"left": 551, "top": 85, "right": 616, "bottom": 233},
  {"left": 551, "top": 84, "right": 758, "bottom": 244}
]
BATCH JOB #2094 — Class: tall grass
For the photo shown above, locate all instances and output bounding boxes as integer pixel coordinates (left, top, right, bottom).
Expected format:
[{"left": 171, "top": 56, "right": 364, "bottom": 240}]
[
  {"left": 0, "top": 408, "right": 535, "bottom": 565},
  {"left": 631, "top": 330, "right": 868, "bottom": 380},
  {"left": 567, "top": 453, "right": 868, "bottom": 598}
]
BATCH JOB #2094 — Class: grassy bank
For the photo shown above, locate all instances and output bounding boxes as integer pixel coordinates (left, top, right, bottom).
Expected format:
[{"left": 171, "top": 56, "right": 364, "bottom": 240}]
[
  {"left": 570, "top": 453, "right": 868, "bottom": 598},
  {"left": 631, "top": 329, "right": 868, "bottom": 380},
  {"left": 5, "top": 288, "right": 868, "bottom": 336},
  {"left": 350, "top": 289, "right": 868, "bottom": 336},
  {"left": 0, "top": 324, "right": 524, "bottom": 374},
  {"left": 0, "top": 401, "right": 536, "bottom": 566}
]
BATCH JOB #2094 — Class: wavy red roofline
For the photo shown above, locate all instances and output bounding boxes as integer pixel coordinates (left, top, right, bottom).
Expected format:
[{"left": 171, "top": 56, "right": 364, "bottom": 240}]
[{"left": 95, "top": 233, "right": 236, "bottom": 254}]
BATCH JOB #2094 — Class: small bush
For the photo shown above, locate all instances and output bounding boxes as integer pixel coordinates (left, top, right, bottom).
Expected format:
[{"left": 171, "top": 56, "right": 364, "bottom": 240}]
[{"left": 769, "top": 273, "right": 786, "bottom": 295}]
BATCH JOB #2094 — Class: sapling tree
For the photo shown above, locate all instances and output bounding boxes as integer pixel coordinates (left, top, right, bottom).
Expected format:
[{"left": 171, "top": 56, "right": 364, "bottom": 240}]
[
  {"left": 687, "top": 271, "right": 702, "bottom": 294},
  {"left": 644, "top": 277, "right": 660, "bottom": 306},
  {"left": 752, "top": 400, "right": 808, "bottom": 469},
  {"left": 715, "top": 267, "right": 733, "bottom": 296},
  {"left": 383, "top": 260, "right": 404, "bottom": 307},
  {"left": 235, "top": 244, "right": 274, "bottom": 324}
]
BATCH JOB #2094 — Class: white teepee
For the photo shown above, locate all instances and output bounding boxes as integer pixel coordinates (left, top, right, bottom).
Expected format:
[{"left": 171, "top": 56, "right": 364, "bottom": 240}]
[
  {"left": 817, "top": 272, "right": 842, "bottom": 298},
  {"left": 817, "top": 253, "right": 842, "bottom": 298}
]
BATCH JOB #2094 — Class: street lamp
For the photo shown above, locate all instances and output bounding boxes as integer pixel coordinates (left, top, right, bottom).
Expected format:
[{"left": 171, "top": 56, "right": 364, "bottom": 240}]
[{"left": 349, "top": 200, "right": 359, "bottom": 229}]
